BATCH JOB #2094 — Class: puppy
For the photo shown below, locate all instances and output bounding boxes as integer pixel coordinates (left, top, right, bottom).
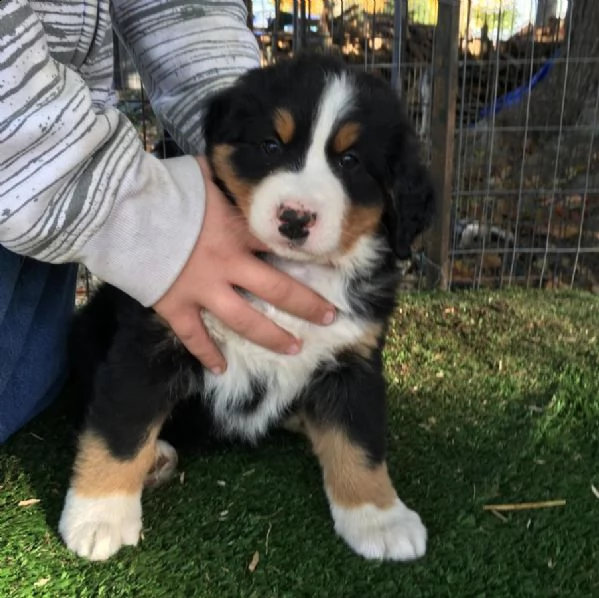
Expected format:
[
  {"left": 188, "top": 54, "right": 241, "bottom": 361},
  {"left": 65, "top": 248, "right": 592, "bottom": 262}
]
[{"left": 59, "top": 53, "right": 435, "bottom": 562}]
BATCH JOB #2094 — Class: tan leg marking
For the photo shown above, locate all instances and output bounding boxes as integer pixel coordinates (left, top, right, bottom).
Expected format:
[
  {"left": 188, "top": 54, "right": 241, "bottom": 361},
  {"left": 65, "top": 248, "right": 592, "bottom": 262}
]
[
  {"left": 72, "top": 428, "right": 161, "bottom": 497},
  {"left": 273, "top": 108, "right": 296, "bottom": 144},
  {"left": 304, "top": 423, "right": 397, "bottom": 509}
]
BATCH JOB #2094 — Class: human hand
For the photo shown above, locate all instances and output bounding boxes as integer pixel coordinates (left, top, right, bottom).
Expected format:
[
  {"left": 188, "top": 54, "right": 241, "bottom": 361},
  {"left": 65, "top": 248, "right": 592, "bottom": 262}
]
[{"left": 152, "top": 157, "right": 336, "bottom": 373}]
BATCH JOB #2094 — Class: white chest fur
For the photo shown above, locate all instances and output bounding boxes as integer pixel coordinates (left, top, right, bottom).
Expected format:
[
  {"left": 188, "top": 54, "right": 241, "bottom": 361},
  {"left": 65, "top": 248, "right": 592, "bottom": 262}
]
[{"left": 200, "top": 247, "right": 379, "bottom": 441}]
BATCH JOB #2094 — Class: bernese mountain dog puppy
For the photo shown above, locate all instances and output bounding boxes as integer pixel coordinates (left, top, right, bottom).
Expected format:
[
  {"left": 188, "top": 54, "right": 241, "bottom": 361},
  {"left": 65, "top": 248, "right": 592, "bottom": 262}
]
[{"left": 59, "top": 53, "right": 436, "bottom": 563}]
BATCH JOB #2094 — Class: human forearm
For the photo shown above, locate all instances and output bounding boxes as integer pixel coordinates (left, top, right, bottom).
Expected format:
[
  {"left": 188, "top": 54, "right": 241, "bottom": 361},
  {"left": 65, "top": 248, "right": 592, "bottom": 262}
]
[
  {"left": 0, "top": 0, "right": 206, "bottom": 306},
  {"left": 110, "top": 0, "right": 261, "bottom": 154}
]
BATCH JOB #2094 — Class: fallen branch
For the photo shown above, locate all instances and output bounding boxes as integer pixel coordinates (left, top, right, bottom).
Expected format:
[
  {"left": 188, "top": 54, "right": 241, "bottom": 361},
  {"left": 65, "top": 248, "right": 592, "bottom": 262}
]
[
  {"left": 18, "top": 498, "right": 41, "bottom": 507},
  {"left": 483, "top": 499, "right": 566, "bottom": 512}
]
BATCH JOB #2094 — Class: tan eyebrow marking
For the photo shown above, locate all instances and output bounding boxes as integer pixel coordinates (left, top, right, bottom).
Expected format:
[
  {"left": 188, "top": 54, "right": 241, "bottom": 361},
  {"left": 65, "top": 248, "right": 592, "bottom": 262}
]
[
  {"left": 273, "top": 108, "right": 296, "bottom": 144},
  {"left": 332, "top": 122, "right": 361, "bottom": 153}
]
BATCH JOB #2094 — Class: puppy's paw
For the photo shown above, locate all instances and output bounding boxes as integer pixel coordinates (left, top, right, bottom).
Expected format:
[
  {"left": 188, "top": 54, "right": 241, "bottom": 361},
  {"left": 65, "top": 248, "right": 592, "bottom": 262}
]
[
  {"left": 330, "top": 498, "right": 427, "bottom": 561},
  {"left": 58, "top": 489, "right": 142, "bottom": 561},
  {"left": 144, "top": 439, "right": 178, "bottom": 489},
  {"left": 281, "top": 413, "right": 306, "bottom": 434}
]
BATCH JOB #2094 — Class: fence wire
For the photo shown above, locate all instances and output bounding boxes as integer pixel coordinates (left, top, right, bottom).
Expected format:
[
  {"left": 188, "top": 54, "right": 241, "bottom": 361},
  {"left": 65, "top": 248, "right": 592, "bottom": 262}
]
[
  {"left": 100, "top": 0, "right": 598, "bottom": 301},
  {"left": 449, "top": 0, "right": 599, "bottom": 292}
]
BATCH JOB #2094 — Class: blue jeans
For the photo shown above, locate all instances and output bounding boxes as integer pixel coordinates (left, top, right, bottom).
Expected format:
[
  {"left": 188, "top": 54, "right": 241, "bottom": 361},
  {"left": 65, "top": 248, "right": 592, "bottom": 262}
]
[{"left": 0, "top": 246, "right": 77, "bottom": 443}]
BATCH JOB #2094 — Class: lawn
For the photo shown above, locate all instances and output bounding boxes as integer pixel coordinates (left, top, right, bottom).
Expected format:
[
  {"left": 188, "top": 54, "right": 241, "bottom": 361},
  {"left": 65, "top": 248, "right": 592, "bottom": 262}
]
[{"left": 1, "top": 289, "right": 598, "bottom": 598}]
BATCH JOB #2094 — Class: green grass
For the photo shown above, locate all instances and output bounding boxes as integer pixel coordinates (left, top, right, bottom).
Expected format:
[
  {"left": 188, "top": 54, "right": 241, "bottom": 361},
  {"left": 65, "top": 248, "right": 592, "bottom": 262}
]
[{"left": 1, "top": 289, "right": 598, "bottom": 598}]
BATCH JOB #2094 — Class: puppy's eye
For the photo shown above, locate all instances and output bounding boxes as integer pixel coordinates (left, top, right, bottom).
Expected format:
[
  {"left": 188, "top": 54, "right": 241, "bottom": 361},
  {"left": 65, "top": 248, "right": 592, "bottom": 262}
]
[
  {"left": 261, "top": 139, "right": 282, "bottom": 155},
  {"left": 338, "top": 152, "right": 359, "bottom": 170}
]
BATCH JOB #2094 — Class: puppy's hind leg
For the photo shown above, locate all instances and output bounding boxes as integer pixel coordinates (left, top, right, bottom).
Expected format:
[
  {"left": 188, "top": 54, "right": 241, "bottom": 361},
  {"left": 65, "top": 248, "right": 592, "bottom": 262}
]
[{"left": 144, "top": 439, "right": 179, "bottom": 489}]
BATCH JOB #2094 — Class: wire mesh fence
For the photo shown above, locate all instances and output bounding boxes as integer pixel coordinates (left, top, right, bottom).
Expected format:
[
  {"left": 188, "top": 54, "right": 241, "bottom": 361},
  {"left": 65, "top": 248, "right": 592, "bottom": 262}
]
[
  {"left": 96, "top": 0, "right": 598, "bottom": 302},
  {"left": 449, "top": 0, "right": 599, "bottom": 292}
]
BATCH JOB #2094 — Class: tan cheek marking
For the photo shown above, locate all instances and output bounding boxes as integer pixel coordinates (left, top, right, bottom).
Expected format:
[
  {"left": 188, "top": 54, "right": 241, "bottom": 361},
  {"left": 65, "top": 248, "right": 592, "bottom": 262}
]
[
  {"left": 273, "top": 108, "right": 295, "bottom": 144},
  {"left": 72, "top": 428, "right": 160, "bottom": 497},
  {"left": 333, "top": 122, "right": 361, "bottom": 154},
  {"left": 211, "top": 144, "right": 254, "bottom": 219},
  {"left": 340, "top": 205, "right": 384, "bottom": 253},
  {"left": 304, "top": 423, "right": 397, "bottom": 509}
]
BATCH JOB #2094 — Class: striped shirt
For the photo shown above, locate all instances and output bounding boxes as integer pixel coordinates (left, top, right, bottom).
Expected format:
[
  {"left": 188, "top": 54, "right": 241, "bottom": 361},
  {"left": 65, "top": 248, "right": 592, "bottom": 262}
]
[{"left": 0, "top": 0, "right": 260, "bottom": 306}]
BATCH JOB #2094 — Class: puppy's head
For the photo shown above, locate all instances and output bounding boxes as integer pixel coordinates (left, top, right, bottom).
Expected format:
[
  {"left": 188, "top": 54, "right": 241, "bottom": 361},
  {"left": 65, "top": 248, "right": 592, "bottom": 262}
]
[{"left": 203, "top": 54, "right": 435, "bottom": 265}]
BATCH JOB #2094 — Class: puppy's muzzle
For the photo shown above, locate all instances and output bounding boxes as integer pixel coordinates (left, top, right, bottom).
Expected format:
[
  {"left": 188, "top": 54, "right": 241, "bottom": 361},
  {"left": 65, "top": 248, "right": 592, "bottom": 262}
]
[{"left": 277, "top": 203, "right": 317, "bottom": 242}]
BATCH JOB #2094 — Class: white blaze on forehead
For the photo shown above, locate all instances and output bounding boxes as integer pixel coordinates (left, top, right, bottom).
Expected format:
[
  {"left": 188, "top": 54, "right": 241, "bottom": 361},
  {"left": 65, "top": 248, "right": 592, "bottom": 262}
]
[
  {"left": 248, "top": 72, "right": 358, "bottom": 257},
  {"left": 306, "top": 73, "right": 356, "bottom": 167}
]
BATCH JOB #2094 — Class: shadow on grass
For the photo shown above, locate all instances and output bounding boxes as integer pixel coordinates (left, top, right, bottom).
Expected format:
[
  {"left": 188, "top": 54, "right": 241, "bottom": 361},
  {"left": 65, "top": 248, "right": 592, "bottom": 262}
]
[
  {"left": 1, "top": 385, "right": 315, "bottom": 545},
  {"left": 2, "top": 370, "right": 597, "bottom": 597}
]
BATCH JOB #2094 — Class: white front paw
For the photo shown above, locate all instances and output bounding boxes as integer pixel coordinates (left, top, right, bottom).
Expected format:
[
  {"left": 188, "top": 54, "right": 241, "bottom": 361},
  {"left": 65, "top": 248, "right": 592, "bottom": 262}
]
[
  {"left": 330, "top": 498, "right": 427, "bottom": 561},
  {"left": 58, "top": 489, "right": 142, "bottom": 561}
]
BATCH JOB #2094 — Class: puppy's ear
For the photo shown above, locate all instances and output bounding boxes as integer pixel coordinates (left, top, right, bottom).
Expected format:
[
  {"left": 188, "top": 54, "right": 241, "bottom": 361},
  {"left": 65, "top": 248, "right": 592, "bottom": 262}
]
[
  {"left": 384, "top": 137, "right": 436, "bottom": 261},
  {"left": 201, "top": 87, "right": 237, "bottom": 148}
]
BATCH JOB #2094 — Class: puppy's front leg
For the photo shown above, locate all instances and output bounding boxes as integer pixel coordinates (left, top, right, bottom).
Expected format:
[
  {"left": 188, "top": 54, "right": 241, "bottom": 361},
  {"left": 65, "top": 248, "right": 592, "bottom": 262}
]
[
  {"left": 302, "top": 353, "right": 427, "bottom": 561},
  {"left": 59, "top": 427, "right": 162, "bottom": 561},
  {"left": 59, "top": 329, "right": 178, "bottom": 561}
]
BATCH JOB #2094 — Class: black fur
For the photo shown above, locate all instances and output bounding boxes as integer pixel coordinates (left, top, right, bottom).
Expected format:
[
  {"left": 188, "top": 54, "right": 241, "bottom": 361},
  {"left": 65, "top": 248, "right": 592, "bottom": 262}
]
[
  {"left": 302, "top": 348, "right": 388, "bottom": 465},
  {"left": 203, "top": 53, "right": 435, "bottom": 261},
  {"left": 70, "top": 52, "right": 435, "bottom": 470}
]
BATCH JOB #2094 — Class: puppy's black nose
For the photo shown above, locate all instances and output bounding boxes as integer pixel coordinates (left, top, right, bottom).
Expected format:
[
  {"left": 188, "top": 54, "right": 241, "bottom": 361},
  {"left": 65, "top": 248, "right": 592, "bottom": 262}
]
[{"left": 277, "top": 205, "right": 317, "bottom": 241}]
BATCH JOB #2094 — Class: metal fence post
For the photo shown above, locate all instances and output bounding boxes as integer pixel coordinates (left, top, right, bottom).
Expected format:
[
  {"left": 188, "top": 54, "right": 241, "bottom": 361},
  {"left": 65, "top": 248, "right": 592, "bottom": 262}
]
[
  {"left": 292, "top": 0, "right": 301, "bottom": 52},
  {"left": 391, "top": 0, "right": 405, "bottom": 94},
  {"left": 427, "top": 0, "right": 460, "bottom": 290}
]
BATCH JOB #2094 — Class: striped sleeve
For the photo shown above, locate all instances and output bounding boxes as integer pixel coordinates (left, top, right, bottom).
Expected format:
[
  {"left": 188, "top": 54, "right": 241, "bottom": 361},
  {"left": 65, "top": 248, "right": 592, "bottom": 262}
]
[
  {"left": 0, "top": 0, "right": 207, "bottom": 307},
  {"left": 110, "top": 0, "right": 261, "bottom": 155}
]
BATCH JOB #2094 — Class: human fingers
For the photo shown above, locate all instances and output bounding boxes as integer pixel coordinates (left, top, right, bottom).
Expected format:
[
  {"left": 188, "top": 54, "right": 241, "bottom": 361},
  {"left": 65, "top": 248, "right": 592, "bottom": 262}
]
[
  {"left": 167, "top": 309, "right": 227, "bottom": 373},
  {"left": 231, "top": 255, "right": 336, "bottom": 326},
  {"left": 207, "top": 287, "right": 304, "bottom": 355}
]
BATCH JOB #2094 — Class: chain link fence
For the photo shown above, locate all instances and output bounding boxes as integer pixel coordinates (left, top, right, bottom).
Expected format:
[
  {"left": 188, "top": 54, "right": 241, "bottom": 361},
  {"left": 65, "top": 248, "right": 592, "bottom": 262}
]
[{"left": 95, "top": 0, "right": 598, "bottom": 302}]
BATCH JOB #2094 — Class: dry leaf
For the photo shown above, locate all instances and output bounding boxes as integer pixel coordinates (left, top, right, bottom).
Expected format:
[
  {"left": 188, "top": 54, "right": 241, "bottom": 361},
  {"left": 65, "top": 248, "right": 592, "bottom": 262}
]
[
  {"left": 482, "top": 254, "right": 502, "bottom": 271},
  {"left": 18, "top": 498, "right": 40, "bottom": 507},
  {"left": 248, "top": 551, "right": 260, "bottom": 573},
  {"left": 591, "top": 484, "right": 599, "bottom": 499},
  {"left": 565, "top": 194, "right": 582, "bottom": 209},
  {"left": 452, "top": 260, "right": 474, "bottom": 277},
  {"left": 34, "top": 578, "right": 50, "bottom": 588}
]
